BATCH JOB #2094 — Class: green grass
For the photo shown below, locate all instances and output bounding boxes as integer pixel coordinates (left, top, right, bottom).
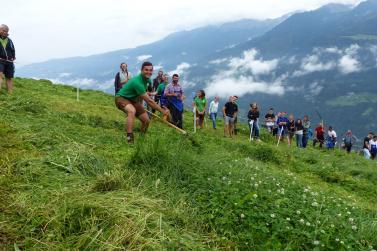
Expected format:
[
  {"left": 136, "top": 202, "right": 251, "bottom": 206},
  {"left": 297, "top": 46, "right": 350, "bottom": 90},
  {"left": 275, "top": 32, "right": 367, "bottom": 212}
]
[{"left": 1, "top": 78, "right": 376, "bottom": 250}]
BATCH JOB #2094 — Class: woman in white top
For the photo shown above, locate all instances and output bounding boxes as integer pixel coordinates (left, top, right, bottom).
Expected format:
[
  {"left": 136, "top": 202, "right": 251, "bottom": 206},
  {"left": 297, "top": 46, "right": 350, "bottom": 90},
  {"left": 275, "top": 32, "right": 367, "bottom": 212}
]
[{"left": 208, "top": 96, "right": 219, "bottom": 129}]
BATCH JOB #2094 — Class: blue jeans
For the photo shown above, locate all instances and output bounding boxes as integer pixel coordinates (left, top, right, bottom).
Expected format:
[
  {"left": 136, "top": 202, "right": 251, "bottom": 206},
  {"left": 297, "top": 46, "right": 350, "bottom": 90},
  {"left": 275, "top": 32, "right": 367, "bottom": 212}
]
[
  {"left": 249, "top": 120, "right": 260, "bottom": 138},
  {"left": 210, "top": 112, "right": 217, "bottom": 129},
  {"left": 296, "top": 134, "right": 303, "bottom": 148}
]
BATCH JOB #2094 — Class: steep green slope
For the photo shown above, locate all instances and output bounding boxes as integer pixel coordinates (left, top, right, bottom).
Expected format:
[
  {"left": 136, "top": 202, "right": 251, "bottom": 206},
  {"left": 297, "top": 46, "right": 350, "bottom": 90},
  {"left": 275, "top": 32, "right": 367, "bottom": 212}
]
[{"left": 0, "top": 79, "right": 376, "bottom": 250}]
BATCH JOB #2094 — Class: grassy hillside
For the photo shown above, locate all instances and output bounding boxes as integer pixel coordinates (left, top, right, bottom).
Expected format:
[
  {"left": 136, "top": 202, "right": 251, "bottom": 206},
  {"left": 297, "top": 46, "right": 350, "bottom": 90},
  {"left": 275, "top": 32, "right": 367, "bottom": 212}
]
[{"left": 1, "top": 78, "right": 376, "bottom": 250}]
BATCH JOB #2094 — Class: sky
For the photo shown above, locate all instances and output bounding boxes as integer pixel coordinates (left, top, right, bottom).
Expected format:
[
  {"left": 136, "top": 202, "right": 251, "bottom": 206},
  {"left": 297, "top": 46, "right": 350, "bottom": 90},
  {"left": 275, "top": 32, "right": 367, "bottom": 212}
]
[{"left": 1, "top": 0, "right": 361, "bottom": 65}]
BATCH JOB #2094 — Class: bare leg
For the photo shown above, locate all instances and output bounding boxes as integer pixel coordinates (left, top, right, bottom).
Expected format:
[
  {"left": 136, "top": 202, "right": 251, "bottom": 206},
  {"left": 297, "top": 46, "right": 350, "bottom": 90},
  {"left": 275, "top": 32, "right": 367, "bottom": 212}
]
[
  {"left": 0, "top": 73, "right": 3, "bottom": 90},
  {"left": 138, "top": 112, "right": 150, "bottom": 134},
  {"left": 6, "top": 78, "right": 13, "bottom": 94},
  {"left": 229, "top": 124, "right": 234, "bottom": 137},
  {"left": 125, "top": 104, "right": 136, "bottom": 133}
]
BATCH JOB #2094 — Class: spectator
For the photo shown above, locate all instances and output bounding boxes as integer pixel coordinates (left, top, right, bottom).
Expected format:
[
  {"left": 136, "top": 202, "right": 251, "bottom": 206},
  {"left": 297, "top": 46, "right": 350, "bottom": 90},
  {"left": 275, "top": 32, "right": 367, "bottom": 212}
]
[
  {"left": 164, "top": 73, "right": 184, "bottom": 129},
  {"left": 363, "top": 132, "right": 374, "bottom": 159},
  {"left": 302, "top": 115, "right": 311, "bottom": 148},
  {"left": 343, "top": 130, "right": 357, "bottom": 153},
  {"left": 208, "top": 96, "right": 219, "bottom": 129},
  {"left": 264, "top": 108, "right": 276, "bottom": 134},
  {"left": 313, "top": 123, "right": 325, "bottom": 148},
  {"left": 0, "top": 24, "right": 15, "bottom": 94},
  {"left": 193, "top": 90, "right": 207, "bottom": 129},
  {"left": 369, "top": 135, "right": 377, "bottom": 160},
  {"left": 114, "top": 63, "right": 130, "bottom": 94},
  {"left": 327, "top": 126, "right": 337, "bottom": 150},
  {"left": 247, "top": 102, "right": 260, "bottom": 141},
  {"left": 222, "top": 96, "right": 238, "bottom": 138},
  {"left": 295, "top": 118, "right": 304, "bottom": 148},
  {"left": 287, "top": 114, "right": 295, "bottom": 146}
]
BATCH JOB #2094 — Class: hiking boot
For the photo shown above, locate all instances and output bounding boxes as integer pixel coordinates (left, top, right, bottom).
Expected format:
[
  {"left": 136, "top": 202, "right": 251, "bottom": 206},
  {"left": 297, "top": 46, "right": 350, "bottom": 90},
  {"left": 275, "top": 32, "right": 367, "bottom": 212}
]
[{"left": 126, "top": 133, "right": 134, "bottom": 144}]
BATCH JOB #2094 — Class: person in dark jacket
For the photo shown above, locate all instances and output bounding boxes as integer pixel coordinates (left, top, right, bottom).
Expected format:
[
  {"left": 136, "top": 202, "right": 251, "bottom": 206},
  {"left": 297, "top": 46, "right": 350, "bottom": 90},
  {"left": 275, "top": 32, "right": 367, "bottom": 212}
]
[
  {"left": 0, "top": 24, "right": 16, "bottom": 94},
  {"left": 114, "top": 63, "right": 130, "bottom": 94},
  {"left": 247, "top": 102, "right": 260, "bottom": 141}
]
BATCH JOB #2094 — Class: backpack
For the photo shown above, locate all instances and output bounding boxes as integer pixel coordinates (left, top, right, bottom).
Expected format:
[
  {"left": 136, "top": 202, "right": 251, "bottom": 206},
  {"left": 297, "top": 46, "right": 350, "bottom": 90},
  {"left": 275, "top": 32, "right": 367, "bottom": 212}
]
[
  {"left": 371, "top": 142, "right": 377, "bottom": 154},
  {"left": 159, "top": 86, "right": 167, "bottom": 107}
]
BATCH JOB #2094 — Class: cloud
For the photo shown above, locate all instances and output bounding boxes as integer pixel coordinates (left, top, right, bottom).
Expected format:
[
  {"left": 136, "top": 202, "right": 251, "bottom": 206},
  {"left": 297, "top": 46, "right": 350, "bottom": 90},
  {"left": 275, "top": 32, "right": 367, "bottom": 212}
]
[
  {"left": 59, "top": 72, "right": 72, "bottom": 78},
  {"left": 293, "top": 55, "right": 336, "bottom": 76},
  {"left": 338, "top": 44, "right": 361, "bottom": 74},
  {"left": 209, "top": 58, "right": 228, "bottom": 64},
  {"left": 136, "top": 55, "right": 153, "bottom": 62},
  {"left": 228, "top": 49, "right": 279, "bottom": 75},
  {"left": 204, "top": 49, "right": 285, "bottom": 98},
  {"left": 205, "top": 75, "right": 285, "bottom": 98},
  {"left": 338, "top": 55, "right": 360, "bottom": 74},
  {"left": 168, "top": 62, "right": 191, "bottom": 76},
  {"left": 293, "top": 44, "right": 362, "bottom": 76}
]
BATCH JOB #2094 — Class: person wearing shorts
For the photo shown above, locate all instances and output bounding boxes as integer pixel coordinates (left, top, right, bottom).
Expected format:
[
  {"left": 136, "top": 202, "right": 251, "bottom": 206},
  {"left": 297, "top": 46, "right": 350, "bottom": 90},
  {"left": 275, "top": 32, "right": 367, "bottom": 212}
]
[
  {"left": 222, "top": 96, "right": 238, "bottom": 138},
  {"left": 115, "top": 62, "right": 169, "bottom": 143},
  {"left": 0, "top": 24, "right": 16, "bottom": 94}
]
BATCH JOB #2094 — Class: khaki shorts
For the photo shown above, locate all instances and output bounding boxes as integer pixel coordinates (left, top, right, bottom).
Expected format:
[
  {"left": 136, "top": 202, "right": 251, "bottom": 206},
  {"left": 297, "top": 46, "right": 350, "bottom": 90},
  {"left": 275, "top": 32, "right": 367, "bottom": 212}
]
[{"left": 115, "top": 96, "right": 146, "bottom": 116}]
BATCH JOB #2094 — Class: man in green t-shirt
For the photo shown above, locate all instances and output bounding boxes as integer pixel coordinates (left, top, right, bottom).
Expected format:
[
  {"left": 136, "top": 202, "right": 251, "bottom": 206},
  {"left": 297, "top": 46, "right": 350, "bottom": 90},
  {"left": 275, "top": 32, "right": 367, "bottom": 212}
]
[{"left": 115, "top": 62, "right": 169, "bottom": 143}]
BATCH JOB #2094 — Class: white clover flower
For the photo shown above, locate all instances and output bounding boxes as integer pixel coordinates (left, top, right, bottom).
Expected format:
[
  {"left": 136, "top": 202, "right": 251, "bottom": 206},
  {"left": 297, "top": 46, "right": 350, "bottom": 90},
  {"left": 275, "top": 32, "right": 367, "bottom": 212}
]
[
  {"left": 254, "top": 183, "right": 259, "bottom": 187},
  {"left": 286, "top": 217, "right": 291, "bottom": 221},
  {"left": 337, "top": 213, "right": 342, "bottom": 217},
  {"left": 296, "top": 210, "right": 301, "bottom": 215},
  {"left": 312, "top": 202, "right": 318, "bottom": 207},
  {"left": 317, "top": 220, "right": 321, "bottom": 224},
  {"left": 250, "top": 177, "right": 255, "bottom": 180},
  {"left": 286, "top": 226, "right": 290, "bottom": 229},
  {"left": 304, "top": 188, "right": 309, "bottom": 193},
  {"left": 348, "top": 218, "right": 354, "bottom": 223},
  {"left": 347, "top": 211, "right": 351, "bottom": 215},
  {"left": 222, "top": 176, "right": 226, "bottom": 180},
  {"left": 299, "top": 219, "right": 305, "bottom": 224},
  {"left": 331, "top": 224, "right": 335, "bottom": 228},
  {"left": 352, "top": 225, "right": 357, "bottom": 230},
  {"left": 313, "top": 240, "right": 320, "bottom": 245},
  {"left": 306, "top": 222, "right": 311, "bottom": 226},
  {"left": 207, "top": 178, "right": 211, "bottom": 181},
  {"left": 240, "top": 213, "right": 245, "bottom": 218},
  {"left": 320, "top": 230, "right": 325, "bottom": 234},
  {"left": 253, "top": 194, "right": 258, "bottom": 199},
  {"left": 340, "top": 241, "right": 344, "bottom": 245},
  {"left": 271, "top": 214, "right": 275, "bottom": 218},
  {"left": 336, "top": 238, "right": 340, "bottom": 242},
  {"left": 229, "top": 172, "right": 232, "bottom": 175}
]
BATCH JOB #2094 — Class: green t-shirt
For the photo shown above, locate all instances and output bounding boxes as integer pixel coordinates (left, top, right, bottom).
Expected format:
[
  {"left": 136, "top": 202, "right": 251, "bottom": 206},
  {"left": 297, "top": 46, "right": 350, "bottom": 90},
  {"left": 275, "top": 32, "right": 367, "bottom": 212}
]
[
  {"left": 0, "top": 38, "right": 8, "bottom": 49},
  {"left": 116, "top": 73, "right": 151, "bottom": 101},
  {"left": 156, "top": 82, "right": 167, "bottom": 95},
  {"left": 194, "top": 96, "right": 207, "bottom": 112}
]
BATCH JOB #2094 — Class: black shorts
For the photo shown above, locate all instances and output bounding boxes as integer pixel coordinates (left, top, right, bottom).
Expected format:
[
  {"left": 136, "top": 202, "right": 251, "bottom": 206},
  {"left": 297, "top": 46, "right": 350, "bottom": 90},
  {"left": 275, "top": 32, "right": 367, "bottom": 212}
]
[{"left": 0, "top": 62, "right": 15, "bottom": 79}]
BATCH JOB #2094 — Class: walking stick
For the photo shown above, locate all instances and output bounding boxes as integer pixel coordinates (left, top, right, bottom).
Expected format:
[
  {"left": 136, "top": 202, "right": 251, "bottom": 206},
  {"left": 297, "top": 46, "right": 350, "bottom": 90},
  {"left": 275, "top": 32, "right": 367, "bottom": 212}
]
[
  {"left": 145, "top": 109, "right": 187, "bottom": 135},
  {"left": 277, "top": 127, "right": 284, "bottom": 146},
  {"left": 249, "top": 120, "right": 254, "bottom": 142}
]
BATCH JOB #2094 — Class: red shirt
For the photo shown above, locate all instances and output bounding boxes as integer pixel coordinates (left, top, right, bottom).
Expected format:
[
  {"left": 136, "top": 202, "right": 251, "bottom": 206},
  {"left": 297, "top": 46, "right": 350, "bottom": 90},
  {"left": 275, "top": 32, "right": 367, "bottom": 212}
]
[{"left": 315, "top": 126, "right": 324, "bottom": 137}]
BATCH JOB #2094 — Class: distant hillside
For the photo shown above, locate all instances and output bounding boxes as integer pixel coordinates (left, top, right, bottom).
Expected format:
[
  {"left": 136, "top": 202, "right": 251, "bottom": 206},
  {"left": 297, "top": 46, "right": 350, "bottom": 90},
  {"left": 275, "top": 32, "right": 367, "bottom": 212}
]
[{"left": 0, "top": 78, "right": 377, "bottom": 250}]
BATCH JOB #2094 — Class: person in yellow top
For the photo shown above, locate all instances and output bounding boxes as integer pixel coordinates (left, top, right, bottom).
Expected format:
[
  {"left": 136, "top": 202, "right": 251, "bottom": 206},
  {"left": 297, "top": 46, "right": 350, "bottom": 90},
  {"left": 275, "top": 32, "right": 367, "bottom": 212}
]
[{"left": 0, "top": 24, "right": 16, "bottom": 94}]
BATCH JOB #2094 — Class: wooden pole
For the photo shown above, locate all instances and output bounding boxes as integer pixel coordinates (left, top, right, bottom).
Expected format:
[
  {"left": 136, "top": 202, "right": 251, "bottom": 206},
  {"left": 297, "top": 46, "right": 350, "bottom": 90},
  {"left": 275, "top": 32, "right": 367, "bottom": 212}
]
[{"left": 145, "top": 109, "right": 187, "bottom": 135}]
